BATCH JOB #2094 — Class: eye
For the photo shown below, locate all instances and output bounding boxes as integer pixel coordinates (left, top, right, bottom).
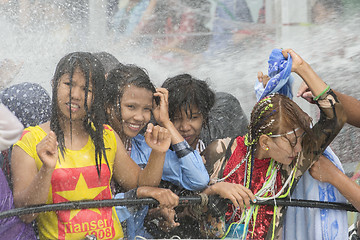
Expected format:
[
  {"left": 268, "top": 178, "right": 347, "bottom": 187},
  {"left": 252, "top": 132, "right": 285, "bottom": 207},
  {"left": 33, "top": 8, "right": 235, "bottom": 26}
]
[
  {"left": 144, "top": 107, "right": 152, "bottom": 112},
  {"left": 127, "top": 105, "right": 135, "bottom": 110}
]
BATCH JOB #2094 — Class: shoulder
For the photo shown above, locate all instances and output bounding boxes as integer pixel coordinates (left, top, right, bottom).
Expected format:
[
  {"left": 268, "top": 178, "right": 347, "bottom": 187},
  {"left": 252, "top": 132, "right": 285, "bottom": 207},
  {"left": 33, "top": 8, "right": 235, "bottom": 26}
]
[{"left": 203, "top": 137, "right": 233, "bottom": 160}]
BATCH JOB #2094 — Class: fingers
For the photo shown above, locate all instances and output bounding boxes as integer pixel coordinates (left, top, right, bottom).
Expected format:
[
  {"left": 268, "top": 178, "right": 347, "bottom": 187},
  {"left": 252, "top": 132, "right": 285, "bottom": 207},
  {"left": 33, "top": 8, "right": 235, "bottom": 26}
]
[
  {"left": 257, "top": 71, "right": 270, "bottom": 87},
  {"left": 145, "top": 124, "right": 171, "bottom": 146},
  {"left": 296, "top": 81, "right": 310, "bottom": 97},
  {"left": 157, "top": 189, "right": 179, "bottom": 209},
  {"left": 281, "top": 48, "right": 294, "bottom": 59},
  {"left": 154, "top": 88, "right": 169, "bottom": 105},
  {"left": 47, "top": 131, "right": 58, "bottom": 154}
]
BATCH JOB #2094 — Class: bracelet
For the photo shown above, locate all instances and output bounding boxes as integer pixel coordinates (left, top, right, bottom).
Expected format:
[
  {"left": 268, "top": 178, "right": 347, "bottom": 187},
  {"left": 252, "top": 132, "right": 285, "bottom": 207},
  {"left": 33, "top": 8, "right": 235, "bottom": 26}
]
[
  {"left": 313, "top": 85, "right": 330, "bottom": 101},
  {"left": 172, "top": 140, "right": 193, "bottom": 158},
  {"left": 172, "top": 140, "right": 191, "bottom": 152}
]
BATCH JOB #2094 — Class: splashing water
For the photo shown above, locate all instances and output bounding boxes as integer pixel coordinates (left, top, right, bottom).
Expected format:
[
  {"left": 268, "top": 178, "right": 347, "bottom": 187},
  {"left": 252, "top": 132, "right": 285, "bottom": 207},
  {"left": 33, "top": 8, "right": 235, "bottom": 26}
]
[{"left": 1, "top": 0, "right": 360, "bottom": 174}]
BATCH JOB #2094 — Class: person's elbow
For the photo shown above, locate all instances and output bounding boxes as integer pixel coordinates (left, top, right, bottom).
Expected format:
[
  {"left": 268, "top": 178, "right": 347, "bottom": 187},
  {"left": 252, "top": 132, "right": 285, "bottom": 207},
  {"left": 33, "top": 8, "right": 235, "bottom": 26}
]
[{"left": 185, "top": 174, "right": 210, "bottom": 191}]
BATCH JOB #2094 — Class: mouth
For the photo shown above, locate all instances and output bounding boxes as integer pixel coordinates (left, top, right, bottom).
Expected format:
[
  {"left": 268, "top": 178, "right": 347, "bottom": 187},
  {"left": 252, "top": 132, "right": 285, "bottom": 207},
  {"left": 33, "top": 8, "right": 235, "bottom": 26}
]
[
  {"left": 66, "top": 102, "right": 80, "bottom": 112},
  {"left": 183, "top": 135, "right": 193, "bottom": 142},
  {"left": 126, "top": 123, "right": 143, "bottom": 131}
]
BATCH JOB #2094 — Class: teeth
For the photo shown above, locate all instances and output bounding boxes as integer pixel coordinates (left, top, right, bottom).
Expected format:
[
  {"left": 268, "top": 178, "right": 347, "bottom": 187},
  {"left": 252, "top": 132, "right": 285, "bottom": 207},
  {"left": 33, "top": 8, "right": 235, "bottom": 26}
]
[
  {"left": 68, "top": 103, "right": 79, "bottom": 109},
  {"left": 129, "top": 124, "right": 140, "bottom": 129}
]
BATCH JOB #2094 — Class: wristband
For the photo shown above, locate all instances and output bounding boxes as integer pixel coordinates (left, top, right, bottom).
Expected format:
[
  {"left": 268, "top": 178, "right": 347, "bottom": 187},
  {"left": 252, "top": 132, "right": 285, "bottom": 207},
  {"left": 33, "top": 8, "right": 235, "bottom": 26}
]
[
  {"left": 313, "top": 85, "right": 330, "bottom": 101},
  {"left": 172, "top": 140, "right": 193, "bottom": 158}
]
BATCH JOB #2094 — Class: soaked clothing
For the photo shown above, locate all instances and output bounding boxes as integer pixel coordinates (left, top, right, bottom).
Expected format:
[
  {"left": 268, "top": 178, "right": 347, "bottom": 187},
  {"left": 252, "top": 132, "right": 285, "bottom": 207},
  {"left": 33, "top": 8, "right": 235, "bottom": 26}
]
[
  {"left": 204, "top": 90, "right": 346, "bottom": 239},
  {"left": 0, "top": 103, "right": 36, "bottom": 239},
  {"left": 0, "top": 169, "right": 37, "bottom": 240},
  {"left": 15, "top": 125, "right": 123, "bottom": 240},
  {"left": 131, "top": 134, "right": 209, "bottom": 191},
  {"left": 223, "top": 136, "right": 283, "bottom": 239},
  {"left": 116, "top": 134, "right": 209, "bottom": 239}
]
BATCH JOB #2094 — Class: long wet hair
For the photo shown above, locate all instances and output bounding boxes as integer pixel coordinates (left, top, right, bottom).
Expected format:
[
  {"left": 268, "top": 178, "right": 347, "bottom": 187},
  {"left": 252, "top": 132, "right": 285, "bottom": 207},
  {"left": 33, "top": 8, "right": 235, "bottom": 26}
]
[
  {"left": 50, "top": 51, "right": 108, "bottom": 176},
  {"left": 104, "top": 64, "right": 157, "bottom": 137},
  {"left": 162, "top": 74, "right": 215, "bottom": 130},
  {"left": 242, "top": 93, "right": 313, "bottom": 188}
]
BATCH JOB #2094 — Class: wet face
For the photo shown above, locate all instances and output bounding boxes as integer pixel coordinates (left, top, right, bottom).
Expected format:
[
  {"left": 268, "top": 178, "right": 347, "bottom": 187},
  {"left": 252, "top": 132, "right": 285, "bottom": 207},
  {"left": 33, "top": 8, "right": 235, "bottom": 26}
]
[
  {"left": 57, "top": 68, "right": 93, "bottom": 122},
  {"left": 267, "top": 127, "right": 304, "bottom": 165},
  {"left": 172, "top": 105, "right": 204, "bottom": 149},
  {"left": 110, "top": 85, "right": 153, "bottom": 139}
]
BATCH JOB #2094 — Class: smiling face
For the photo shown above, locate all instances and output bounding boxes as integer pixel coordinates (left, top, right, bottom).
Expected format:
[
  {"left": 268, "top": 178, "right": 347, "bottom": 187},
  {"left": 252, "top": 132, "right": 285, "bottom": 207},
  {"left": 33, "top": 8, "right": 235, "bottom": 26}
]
[
  {"left": 172, "top": 105, "right": 204, "bottom": 149},
  {"left": 57, "top": 67, "right": 93, "bottom": 122},
  {"left": 109, "top": 84, "right": 153, "bottom": 139}
]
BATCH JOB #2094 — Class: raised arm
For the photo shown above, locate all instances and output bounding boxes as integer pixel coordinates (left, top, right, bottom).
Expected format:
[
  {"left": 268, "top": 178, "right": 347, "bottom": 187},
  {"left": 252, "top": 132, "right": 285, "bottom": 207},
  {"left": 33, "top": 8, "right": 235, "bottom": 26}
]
[
  {"left": 284, "top": 49, "right": 346, "bottom": 156},
  {"left": 153, "top": 88, "right": 209, "bottom": 190}
]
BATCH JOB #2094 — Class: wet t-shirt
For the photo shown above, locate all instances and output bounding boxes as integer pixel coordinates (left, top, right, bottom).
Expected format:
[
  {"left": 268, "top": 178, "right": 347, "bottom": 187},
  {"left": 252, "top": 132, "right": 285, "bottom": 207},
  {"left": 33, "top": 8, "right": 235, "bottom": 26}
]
[{"left": 15, "top": 125, "right": 123, "bottom": 240}]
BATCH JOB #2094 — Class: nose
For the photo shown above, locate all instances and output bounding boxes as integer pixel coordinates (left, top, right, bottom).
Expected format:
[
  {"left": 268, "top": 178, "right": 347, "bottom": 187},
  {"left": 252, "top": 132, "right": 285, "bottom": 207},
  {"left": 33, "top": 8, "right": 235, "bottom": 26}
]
[
  {"left": 133, "top": 109, "right": 145, "bottom": 122},
  {"left": 71, "top": 86, "right": 82, "bottom": 100},
  {"left": 179, "top": 119, "right": 191, "bottom": 132}
]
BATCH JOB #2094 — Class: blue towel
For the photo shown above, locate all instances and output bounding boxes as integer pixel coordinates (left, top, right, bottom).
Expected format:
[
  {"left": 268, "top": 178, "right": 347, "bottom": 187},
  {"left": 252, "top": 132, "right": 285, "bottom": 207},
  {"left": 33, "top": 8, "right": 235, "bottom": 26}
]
[{"left": 255, "top": 48, "right": 294, "bottom": 101}]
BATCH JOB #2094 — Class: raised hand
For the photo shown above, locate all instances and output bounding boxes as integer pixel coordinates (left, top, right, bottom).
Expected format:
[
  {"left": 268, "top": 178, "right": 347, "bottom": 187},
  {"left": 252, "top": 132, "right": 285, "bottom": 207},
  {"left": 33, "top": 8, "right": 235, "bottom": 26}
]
[
  {"left": 36, "top": 131, "right": 58, "bottom": 169},
  {"left": 257, "top": 71, "right": 271, "bottom": 87},
  {"left": 145, "top": 123, "right": 171, "bottom": 153},
  {"left": 152, "top": 88, "right": 171, "bottom": 127},
  {"left": 282, "top": 48, "right": 305, "bottom": 73},
  {"left": 297, "top": 81, "right": 316, "bottom": 104}
]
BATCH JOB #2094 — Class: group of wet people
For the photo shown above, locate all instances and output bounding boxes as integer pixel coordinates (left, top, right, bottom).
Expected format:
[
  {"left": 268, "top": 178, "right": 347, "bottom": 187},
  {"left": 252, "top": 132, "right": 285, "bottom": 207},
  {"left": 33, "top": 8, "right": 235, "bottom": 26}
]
[{"left": 0, "top": 49, "right": 360, "bottom": 240}]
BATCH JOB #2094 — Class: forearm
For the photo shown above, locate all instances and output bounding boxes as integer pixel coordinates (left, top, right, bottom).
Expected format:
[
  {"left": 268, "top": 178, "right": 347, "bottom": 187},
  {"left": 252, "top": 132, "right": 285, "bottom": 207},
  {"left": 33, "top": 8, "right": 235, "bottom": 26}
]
[
  {"left": 13, "top": 166, "right": 53, "bottom": 222},
  {"left": 295, "top": 62, "right": 328, "bottom": 97},
  {"left": 202, "top": 184, "right": 217, "bottom": 196},
  {"left": 162, "top": 121, "right": 184, "bottom": 145},
  {"left": 333, "top": 90, "right": 360, "bottom": 128},
  {"left": 138, "top": 150, "right": 166, "bottom": 187},
  {"left": 328, "top": 170, "right": 360, "bottom": 212}
]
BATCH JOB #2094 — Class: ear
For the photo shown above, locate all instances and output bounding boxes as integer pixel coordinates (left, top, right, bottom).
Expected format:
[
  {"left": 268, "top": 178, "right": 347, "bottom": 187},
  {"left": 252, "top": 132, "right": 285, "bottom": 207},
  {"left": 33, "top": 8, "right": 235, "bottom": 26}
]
[{"left": 258, "top": 134, "right": 271, "bottom": 151}]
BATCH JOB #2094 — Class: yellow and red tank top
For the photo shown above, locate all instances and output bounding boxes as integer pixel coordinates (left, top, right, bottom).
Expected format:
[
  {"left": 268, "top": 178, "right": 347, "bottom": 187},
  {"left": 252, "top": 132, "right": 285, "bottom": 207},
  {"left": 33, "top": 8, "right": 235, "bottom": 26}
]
[{"left": 15, "top": 125, "right": 123, "bottom": 240}]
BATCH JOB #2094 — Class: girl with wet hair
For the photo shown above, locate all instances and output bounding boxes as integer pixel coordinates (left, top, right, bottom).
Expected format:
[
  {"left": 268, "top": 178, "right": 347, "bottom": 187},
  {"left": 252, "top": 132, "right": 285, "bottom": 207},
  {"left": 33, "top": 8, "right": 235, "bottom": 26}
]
[
  {"left": 201, "top": 49, "right": 346, "bottom": 239},
  {"left": 141, "top": 74, "right": 218, "bottom": 238},
  {"left": 161, "top": 73, "right": 216, "bottom": 151},
  {"left": 104, "top": 66, "right": 210, "bottom": 239},
  {"left": 11, "top": 52, "right": 171, "bottom": 240}
]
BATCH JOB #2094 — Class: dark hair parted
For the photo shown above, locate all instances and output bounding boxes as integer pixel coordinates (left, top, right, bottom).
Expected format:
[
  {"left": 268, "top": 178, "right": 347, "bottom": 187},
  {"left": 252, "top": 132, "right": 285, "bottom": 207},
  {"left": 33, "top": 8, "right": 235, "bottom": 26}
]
[
  {"left": 105, "top": 64, "right": 156, "bottom": 108},
  {"left": 247, "top": 93, "right": 313, "bottom": 146},
  {"left": 161, "top": 74, "right": 215, "bottom": 129},
  {"left": 50, "top": 51, "right": 109, "bottom": 176}
]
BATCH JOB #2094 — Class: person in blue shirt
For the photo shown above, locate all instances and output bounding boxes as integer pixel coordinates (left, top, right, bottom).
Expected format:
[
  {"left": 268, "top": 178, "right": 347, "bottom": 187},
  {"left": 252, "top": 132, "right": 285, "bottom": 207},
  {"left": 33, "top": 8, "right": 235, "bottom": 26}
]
[{"left": 104, "top": 64, "right": 210, "bottom": 238}]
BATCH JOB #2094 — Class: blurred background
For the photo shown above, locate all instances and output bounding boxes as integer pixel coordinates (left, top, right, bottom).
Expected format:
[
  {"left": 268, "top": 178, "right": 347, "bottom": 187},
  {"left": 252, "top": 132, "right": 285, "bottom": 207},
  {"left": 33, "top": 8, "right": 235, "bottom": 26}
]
[{"left": 1, "top": 0, "right": 360, "bottom": 221}]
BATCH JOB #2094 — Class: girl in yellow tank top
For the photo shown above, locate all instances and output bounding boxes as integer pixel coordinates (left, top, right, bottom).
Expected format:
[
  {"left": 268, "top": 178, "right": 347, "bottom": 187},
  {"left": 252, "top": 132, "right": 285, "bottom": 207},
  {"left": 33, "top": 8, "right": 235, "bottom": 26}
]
[{"left": 11, "top": 52, "right": 171, "bottom": 240}]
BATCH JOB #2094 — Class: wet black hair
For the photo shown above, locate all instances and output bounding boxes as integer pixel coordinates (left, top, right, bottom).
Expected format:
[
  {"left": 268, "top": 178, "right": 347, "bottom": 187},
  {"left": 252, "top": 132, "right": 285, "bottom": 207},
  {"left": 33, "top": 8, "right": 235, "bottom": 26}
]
[
  {"left": 50, "top": 51, "right": 108, "bottom": 176},
  {"left": 161, "top": 73, "right": 215, "bottom": 129},
  {"left": 93, "top": 51, "right": 123, "bottom": 76},
  {"left": 104, "top": 64, "right": 157, "bottom": 137},
  {"left": 105, "top": 64, "right": 156, "bottom": 106}
]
